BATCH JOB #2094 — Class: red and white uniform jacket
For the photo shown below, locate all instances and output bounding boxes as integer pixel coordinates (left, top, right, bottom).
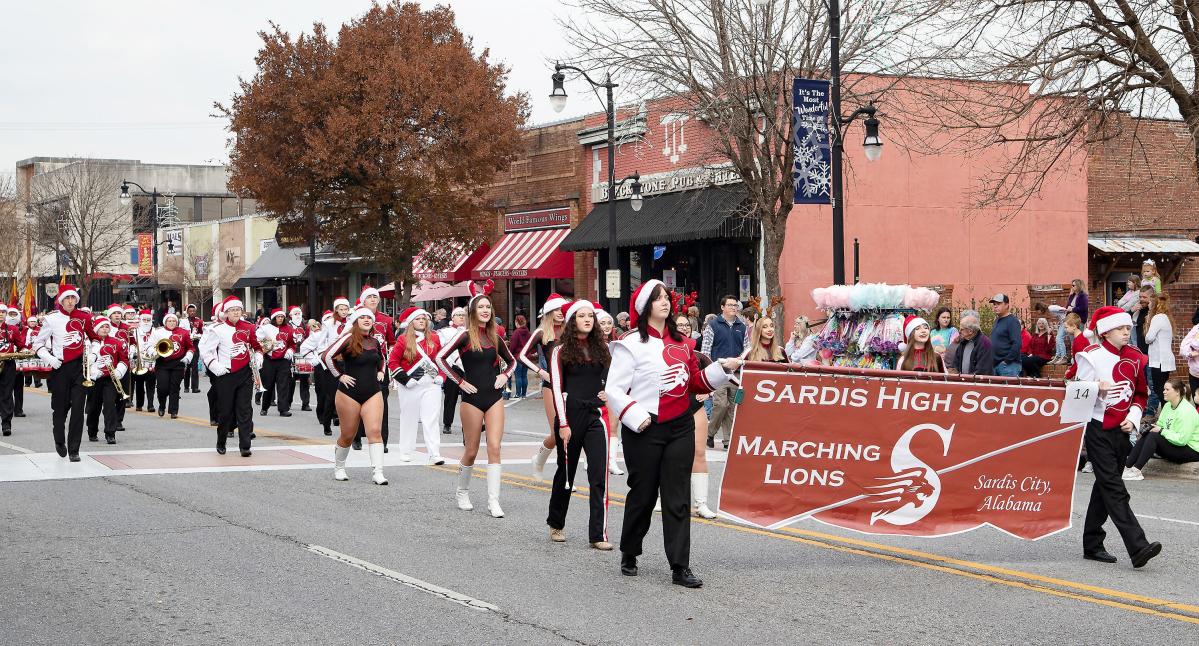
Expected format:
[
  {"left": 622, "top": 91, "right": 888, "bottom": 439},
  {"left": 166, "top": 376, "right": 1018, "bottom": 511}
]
[
  {"left": 23, "top": 325, "right": 39, "bottom": 350},
  {"left": 91, "top": 335, "right": 129, "bottom": 380},
  {"left": 35, "top": 309, "right": 90, "bottom": 365},
  {"left": 257, "top": 322, "right": 296, "bottom": 360},
  {"left": 188, "top": 315, "right": 204, "bottom": 340},
  {"left": 370, "top": 312, "right": 396, "bottom": 352},
  {"left": 388, "top": 332, "right": 443, "bottom": 386},
  {"left": 0, "top": 323, "right": 23, "bottom": 353},
  {"left": 1066, "top": 340, "right": 1149, "bottom": 429},
  {"left": 199, "top": 319, "right": 262, "bottom": 376},
  {"left": 132, "top": 325, "right": 157, "bottom": 372},
  {"left": 287, "top": 323, "right": 308, "bottom": 356},
  {"left": 148, "top": 326, "right": 194, "bottom": 363},
  {"left": 605, "top": 326, "right": 730, "bottom": 432}
]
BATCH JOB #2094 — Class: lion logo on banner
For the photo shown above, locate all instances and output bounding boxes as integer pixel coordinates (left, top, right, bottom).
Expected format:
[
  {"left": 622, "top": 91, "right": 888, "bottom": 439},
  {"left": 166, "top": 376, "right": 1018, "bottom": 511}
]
[{"left": 865, "top": 423, "right": 954, "bottom": 526}]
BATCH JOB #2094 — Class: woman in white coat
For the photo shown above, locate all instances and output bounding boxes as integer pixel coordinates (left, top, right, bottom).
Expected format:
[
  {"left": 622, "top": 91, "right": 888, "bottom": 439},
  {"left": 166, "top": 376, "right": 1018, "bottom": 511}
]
[
  {"left": 1145, "top": 290, "right": 1177, "bottom": 418},
  {"left": 388, "top": 307, "right": 446, "bottom": 465}
]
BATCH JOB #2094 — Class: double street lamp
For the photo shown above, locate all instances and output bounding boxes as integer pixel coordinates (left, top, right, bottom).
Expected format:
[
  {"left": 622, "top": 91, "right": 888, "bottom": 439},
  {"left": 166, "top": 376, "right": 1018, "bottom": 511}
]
[{"left": 550, "top": 64, "right": 643, "bottom": 315}]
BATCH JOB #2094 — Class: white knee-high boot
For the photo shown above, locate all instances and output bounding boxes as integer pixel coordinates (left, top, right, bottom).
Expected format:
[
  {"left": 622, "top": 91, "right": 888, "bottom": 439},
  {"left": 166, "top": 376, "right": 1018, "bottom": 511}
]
[
  {"left": 692, "top": 472, "right": 716, "bottom": 518},
  {"left": 531, "top": 444, "right": 553, "bottom": 481},
  {"left": 608, "top": 436, "right": 623, "bottom": 475},
  {"left": 486, "top": 463, "right": 504, "bottom": 518},
  {"left": 456, "top": 465, "right": 474, "bottom": 510},
  {"left": 333, "top": 445, "right": 350, "bottom": 481},
  {"left": 367, "top": 442, "right": 388, "bottom": 485}
]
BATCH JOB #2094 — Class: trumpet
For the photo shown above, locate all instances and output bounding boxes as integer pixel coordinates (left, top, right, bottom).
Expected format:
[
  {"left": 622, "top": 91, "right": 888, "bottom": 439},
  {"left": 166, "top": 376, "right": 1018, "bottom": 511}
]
[
  {"left": 155, "top": 338, "right": 177, "bottom": 358},
  {"left": 111, "top": 370, "right": 129, "bottom": 400}
]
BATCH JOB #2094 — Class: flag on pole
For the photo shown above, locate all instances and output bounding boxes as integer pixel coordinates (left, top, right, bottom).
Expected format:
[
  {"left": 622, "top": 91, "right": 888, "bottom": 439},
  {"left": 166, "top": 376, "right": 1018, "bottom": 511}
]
[{"left": 22, "top": 277, "right": 34, "bottom": 317}]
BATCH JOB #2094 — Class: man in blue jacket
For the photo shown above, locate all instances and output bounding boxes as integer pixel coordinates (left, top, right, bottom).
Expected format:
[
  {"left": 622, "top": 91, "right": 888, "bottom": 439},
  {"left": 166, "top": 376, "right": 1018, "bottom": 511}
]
[
  {"left": 701, "top": 295, "right": 748, "bottom": 449},
  {"left": 989, "top": 294, "right": 1022, "bottom": 377},
  {"left": 953, "top": 311, "right": 995, "bottom": 376}
]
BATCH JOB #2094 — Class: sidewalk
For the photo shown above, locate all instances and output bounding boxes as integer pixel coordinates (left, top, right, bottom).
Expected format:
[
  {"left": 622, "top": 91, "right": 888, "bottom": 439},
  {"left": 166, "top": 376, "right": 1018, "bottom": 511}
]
[{"left": 1142, "top": 458, "right": 1199, "bottom": 481}]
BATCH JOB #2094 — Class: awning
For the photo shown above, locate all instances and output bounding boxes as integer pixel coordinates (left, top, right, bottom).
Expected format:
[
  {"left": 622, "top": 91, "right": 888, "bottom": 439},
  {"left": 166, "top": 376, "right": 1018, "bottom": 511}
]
[
  {"left": 232, "top": 245, "right": 310, "bottom": 289},
  {"left": 560, "top": 186, "right": 756, "bottom": 251},
  {"left": 411, "top": 280, "right": 474, "bottom": 302},
  {"left": 413, "top": 242, "right": 490, "bottom": 282},
  {"left": 1088, "top": 236, "right": 1199, "bottom": 254},
  {"left": 472, "top": 228, "right": 573, "bottom": 280}
]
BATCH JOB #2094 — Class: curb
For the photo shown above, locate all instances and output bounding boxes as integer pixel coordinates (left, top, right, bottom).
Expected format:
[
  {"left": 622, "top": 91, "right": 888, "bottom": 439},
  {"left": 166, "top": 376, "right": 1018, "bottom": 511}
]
[{"left": 1141, "top": 458, "right": 1199, "bottom": 481}]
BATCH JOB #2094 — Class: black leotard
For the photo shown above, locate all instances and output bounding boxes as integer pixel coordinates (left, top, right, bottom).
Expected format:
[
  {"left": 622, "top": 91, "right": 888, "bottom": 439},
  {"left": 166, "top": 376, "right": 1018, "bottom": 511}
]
[
  {"left": 331, "top": 338, "right": 383, "bottom": 405},
  {"left": 519, "top": 327, "right": 560, "bottom": 391},
  {"left": 437, "top": 328, "right": 515, "bottom": 412}
]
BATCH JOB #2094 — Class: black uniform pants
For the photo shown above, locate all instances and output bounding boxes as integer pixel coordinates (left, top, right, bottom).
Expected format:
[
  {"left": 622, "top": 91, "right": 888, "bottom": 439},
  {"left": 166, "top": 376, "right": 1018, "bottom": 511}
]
[
  {"left": 184, "top": 351, "right": 200, "bottom": 391},
  {"left": 260, "top": 357, "right": 293, "bottom": 413},
  {"left": 206, "top": 371, "right": 219, "bottom": 423},
  {"left": 13, "top": 365, "right": 23, "bottom": 414},
  {"left": 442, "top": 379, "right": 460, "bottom": 430},
  {"left": 293, "top": 372, "right": 310, "bottom": 408},
  {"left": 215, "top": 369, "right": 254, "bottom": 452},
  {"left": 314, "top": 367, "right": 329, "bottom": 425},
  {"left": 547, "top": 404, "right": 609, "bottom": 543},
  {"left": 134, "top": 371, "right": 156, "bottom": 409},
  {"left": 356, "top": 379, "right": 389, "bottom": 446},
  {"left": 86, "top": 378, "right": 120, "bottom": 439},
  {"left": 620, "top": 414, "right": 695, "bottom": 569},
  {"left": 0, "top": 360, "right": 15, "bottom": 429},
  {"left": 49, "top": 358, "right": 86, "bottom": 454},
  {"left": 1083, "top": 420, "right": 1151, "bottom": 556},
  {"left": 155, "top": 359, "right": 185, "bottom": 414}
]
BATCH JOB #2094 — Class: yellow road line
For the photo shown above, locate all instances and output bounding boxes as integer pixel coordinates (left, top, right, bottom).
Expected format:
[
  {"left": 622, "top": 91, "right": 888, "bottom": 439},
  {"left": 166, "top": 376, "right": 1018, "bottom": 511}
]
[{"left": 430, "top": 464, "right": 1199, "bottom": 625}]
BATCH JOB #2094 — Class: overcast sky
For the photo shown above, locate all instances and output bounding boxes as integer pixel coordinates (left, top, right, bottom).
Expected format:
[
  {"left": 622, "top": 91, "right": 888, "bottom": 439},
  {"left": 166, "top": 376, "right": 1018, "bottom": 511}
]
[{"left": 0, "top": 0, "right": 606, "bottom": 179}]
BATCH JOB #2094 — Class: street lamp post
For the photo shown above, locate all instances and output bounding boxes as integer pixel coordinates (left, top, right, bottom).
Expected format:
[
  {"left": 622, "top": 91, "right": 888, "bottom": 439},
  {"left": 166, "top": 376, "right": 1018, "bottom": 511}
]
[
  {"left": 119, "top": 179, "right": 161, "bottom": 303},
  {"left": 550, "top": 64, "right": 643, "bottom": 315}
]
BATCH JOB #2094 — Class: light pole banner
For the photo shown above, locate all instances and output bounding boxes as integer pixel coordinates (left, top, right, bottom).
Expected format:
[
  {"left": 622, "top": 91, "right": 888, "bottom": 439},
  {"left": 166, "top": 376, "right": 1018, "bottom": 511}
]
[
  {"left": 137, "top": 233, "right": 154, "bottom": 276},
  {"left": 792, "top": 78, "right": 831, "bottom": 204},
  {"left": 719, "top": 366, "right": 1083, "bottom": 540}
]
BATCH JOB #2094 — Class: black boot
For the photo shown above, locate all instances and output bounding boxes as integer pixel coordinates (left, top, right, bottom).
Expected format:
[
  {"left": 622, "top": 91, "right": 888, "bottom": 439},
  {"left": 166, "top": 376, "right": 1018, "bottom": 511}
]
[
  {"left": 621, "top": 554, "right": 638, "bottom": 577},
  {"left": 55, "top": 443, "right": 68, "bottom": 457},
  {"left": 158, "top": 408, "right": 165, "bottom": 417},
  {"left": 68, "top": 453, "right": 80, "bottom": 463},
  {"left": 2, "top": 426, "right": 10, "bottom": 436},
  {"left": 352, "top": 437, "right": 362, "bottom": 450},
  {"left": 88, "top": 434, "right": 98, "bottom": 442},
  {"left": 671, "top": 567, "right": 703, "bottom": 588},
  {"left": 323, "top": 425, "right": 332, "bottom": 436},
  {"left": 301, "top": 405, "right": 311, "bottom": 411},
  {"left": 106, "top": 435, "right": 117, "bottom": 445}
]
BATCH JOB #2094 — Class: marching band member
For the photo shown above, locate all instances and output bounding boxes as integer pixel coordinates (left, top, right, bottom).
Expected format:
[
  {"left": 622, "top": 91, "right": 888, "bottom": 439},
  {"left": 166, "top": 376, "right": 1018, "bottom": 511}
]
[
  {"left": 184, "top": 303, "right": 204, "bottom": 393},
  {"left": 546, "top": 300, "right": 613, "bottom": 549},
  {"left": 85, "top": 318, "right": 128, "bottom": 444},
  {"left": 520, "top": 293, "right": 570, "bottom": 481},
  {"left": 4, "top": 306, "right": 25, "bottom": 423},
  {"left": 24, "top": 315, "right": 43, "bottom": 391},
  {"left": 257, "top": 308, "right": 296, "bottom": 417},
  {"left": 0, "top": 307, "right": 24, "bottom": 436},
  {"left": 437, "top": 307, "right": 467, "bottom": 435},
  {"left": 199, "top": 295, "right": 262, "bottom": 456},
  {"left": 596, "top": 308, "right": 624, "bottom": 476},
  {"left": 103, "top": 305, "right": 128, "bottom": 431},
  {"left": 150, "top": 312, "right": 193, "bottom": 418},
  {"left": 352, "top": 286, "right": 395, "bottom": 452},
  {"left": 205, "top": 302, "right": 224, "bottom": 426},
  {"left": 322, "top": 298, "right": 351, "bottom": 432},
  {"left": 287, "top": 306, "right": 312, "bottom": 411},
  {"left": 388, "top": 307, "right": 445, "bottom": 465},
  {"left": 434, "top": 280, "right": 515, "bottom": 517},
  {"left": 301, "top": 310, "right": 335, "bottom": 435},
  {"left": 34, "top": 284, "right": 92, "bottom": 461},
  {"left": 322, "top": 306, "right": 388, "bottom": 485},
  {"left": 1067, "top": 306, "right": 1162, "bottom": 568},
  {"left": 606, "top": 279, "right": 742, "bottom": 588},
  {"left": 130, "top": 309, "right": 156, "bottom": 412}
]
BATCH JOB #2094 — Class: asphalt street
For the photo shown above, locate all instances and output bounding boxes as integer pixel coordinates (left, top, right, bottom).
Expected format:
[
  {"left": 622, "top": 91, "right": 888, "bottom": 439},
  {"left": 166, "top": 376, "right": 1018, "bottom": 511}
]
[{"left": 2, "top": 382, "right": 1198, "bottom": 645}]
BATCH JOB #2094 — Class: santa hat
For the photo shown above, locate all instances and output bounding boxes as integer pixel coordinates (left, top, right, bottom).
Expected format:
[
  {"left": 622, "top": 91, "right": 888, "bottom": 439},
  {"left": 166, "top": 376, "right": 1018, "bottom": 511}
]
[
  {"left": 321, "top": 309, "right": 333, "bottom": 322},
  {"left": 345, "top": 306, "right": 375, "bottom": 329},
  {"left": 332, "top": 296, "right": 350, "bottom": 310},
  {"left": 898, "top": 315, "right": 929, "bottom": 353},
  {"left": 541, "top": 293, "right": 571, "bottom": 317},
  {"left": 107, "top": 303, "right": 123, "bottom": 315},
  {"left": 139, "top": 309, "right": 152, "bottom": 319},
  {"left": 6, "top": 305, "right": 18, "bottom": 314},
  {"left": 564, "top": 300, "right": 602, "bottom": 323},
  {"left": 123, "top": 305, "right": 136, "bottom": 313},
  {"left": 270, "top": 308, "right": 284, "bottom": 320},
  {"left": 92, "top": 317, "right": 112, "bottom": 334},
  {"left": 627, "top": 279, "right": 666, "bottom": 329},
  {"left": 185, "top": 303, "right": 197, "bottom": 310},
  {"left": 56, "top": 283, "right": 79, "bottom": 306},
  {"left": 399, "top": 306, "right": 430, "bottom": 329},
  {"left": 163, "top": 312, "right": 179, "bottom": 324},
  {"left": 288, "top": 305, "right": 302, "bottom": 317},
  {"left": 359, "top": 285, "right": 380, "bottom": 302},
  {"left": 1089, "top": 305, "right": 1134, "bottom": 336},
  {"left": 221, "top": 295, "right": 244, "bottom": 312},
  {"left": 467, "top": 279, "right": 495, "bottom": 308},
  {"left": 596, "top": 308, "right": 613, "bottom": 323},
  {"left": 212, "top": 302, "right": 225, "bottom": 320}
]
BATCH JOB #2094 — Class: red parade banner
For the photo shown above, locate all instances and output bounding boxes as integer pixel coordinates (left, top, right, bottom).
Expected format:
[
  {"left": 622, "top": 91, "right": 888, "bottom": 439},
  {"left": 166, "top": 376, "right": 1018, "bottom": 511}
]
[
  {"left": 137, "top": 233, "right": 154, "bottom": 277},
  {"left": 719, "top": 365, "right": 1084, "bottom": 540}
]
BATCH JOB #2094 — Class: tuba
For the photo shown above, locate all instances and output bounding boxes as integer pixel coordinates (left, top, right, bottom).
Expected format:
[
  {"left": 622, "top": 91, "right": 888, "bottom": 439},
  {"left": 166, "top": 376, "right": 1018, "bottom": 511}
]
[{"left": 155, "top": 337, "right": 177, "bottom": 358}]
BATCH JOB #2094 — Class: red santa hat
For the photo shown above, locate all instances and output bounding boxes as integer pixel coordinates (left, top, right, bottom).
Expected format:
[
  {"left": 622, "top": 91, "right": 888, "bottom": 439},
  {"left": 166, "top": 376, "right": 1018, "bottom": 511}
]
[
  {"left": 163, "top": 312, "right": 179, "bottom": 324},
  {"left": 898, "top": 315, "right": 929, "bottom": 353},
  {"left": 123, "top": 304, "right": 136, "bottom": 313},
  {"left": 92, "top": 317, "right": 112, "bottom": 335},
  {"left": 596, "top": 308, "right": 613, "bottom": 323},
  {"left": 56, "top": 283, "right": 79, "bottom": 306},
  {"left": 345, "top": 306, "right": 375, "bottom": 329},
  {"left": 398, "top": 306, "right": 430, "bottom": 329},
  {"left": 107, "top": 303, "right": 123, "bottom": 315},
  {"left": 212, "top": 302, "right": 225, "bottom": 320},
  {"left": 359, "top": 285, "right": 380, "bottom": 302},
  {"left": 321, "top": 309, "right": 333, "bottom": 322},
  {"left": 138, "top": 309, "right": 152, "bottom": 319},
  {"left": 627, "top": 279, "right": 666, "bottom": 329},
  {"left": 288, "top": 305, "right": 303, "bottom": 317},
  {"left": 222, "top": 295, "right": 244, "bottom": 312},
  {"left": 562, "top": 300, "right": 601, "bottom": 323},
  {"left": 1089, "top": 305, "right": 1134, "bottom": 336},
  {"left": 332, "top": 296, "right": 350, "bottom": 309},
  {"left": 185, "top": 303, "right": 197, "bottom": 310},
  {"left": 540, "top": 293, "right": 571, "bottom": 317},
  {"left": 270, "top": 308, "right": 285, "bottom": 320}
]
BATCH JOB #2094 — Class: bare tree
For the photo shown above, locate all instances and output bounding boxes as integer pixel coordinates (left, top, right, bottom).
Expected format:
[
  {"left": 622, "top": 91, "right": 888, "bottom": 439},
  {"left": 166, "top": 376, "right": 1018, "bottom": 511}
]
[
  {"left": 912, "top": 0, "right": 1199, "bottom": 211},
  {"left": 0, "top": 176, "right": 26, "bottom": 299},
  {"left": 27, "top": 160, "right": 130, "bottom": 302},
  {"left": 561, "top": 0, "right": 948, "bottom": 314}
]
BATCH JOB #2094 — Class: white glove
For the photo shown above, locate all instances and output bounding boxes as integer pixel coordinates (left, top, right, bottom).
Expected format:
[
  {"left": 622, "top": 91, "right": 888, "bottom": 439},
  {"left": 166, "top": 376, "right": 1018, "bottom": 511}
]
[
  {"left": 114, "top": 364, "right": 128, "bottom": 380},
  {"left": 284, "top": 349, "right": 294, "bottom": 360},
  {"left": 209, "top": 362, "right": 228, "bottom": 377},
  {"left": 47, "top": 356, "right": 63, "bottom": 370},
  {"left": 404, "top": 378, "right": 420, "bottom": 390},
  {"left": 433, "top": 375, "right": 445, "bottom": 386},
  {"left": 89, "top": 367, "right": 102, "bottom": 381},
  {"left": 183, "top": 351, "right": 193, "bottom": 365},
  {"left": 96, "top": 355, "right": 112, "bottom": 367}
]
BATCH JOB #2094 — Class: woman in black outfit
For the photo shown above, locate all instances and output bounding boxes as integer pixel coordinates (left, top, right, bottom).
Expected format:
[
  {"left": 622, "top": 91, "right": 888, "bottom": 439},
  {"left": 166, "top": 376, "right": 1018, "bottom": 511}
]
[
  {"left": 322, "top": 307, "right": 388, "bottom": 486},
  {"left": 436, "top": 282, "right": 515, "bottom": 518},
  {"left": 547, "top": 300, "right": 613, "bottom": 549}
]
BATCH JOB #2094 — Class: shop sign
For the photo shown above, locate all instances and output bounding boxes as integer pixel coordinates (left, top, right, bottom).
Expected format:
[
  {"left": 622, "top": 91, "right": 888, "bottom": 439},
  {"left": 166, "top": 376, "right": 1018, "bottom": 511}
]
[
  {"left": 505, "top": 207, "right": 570, "bottom": 232},
  {"left": 662, "top": 269, "right": 677, "bottom": 288},
  {"left": 592, "top": 165, "right": 741, "bottom": 203}
]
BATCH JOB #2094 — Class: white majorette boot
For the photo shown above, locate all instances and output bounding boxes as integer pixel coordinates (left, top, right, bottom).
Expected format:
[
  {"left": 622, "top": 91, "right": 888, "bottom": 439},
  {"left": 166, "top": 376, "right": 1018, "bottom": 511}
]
[
  {"left": 531, "top": 444, "right": 553, "bottom": 481},
  {"left": 608, "top": 438, "right": 624, "bottom": 476},
  {"left": 692, "top": 473, "right": 716, "bottom": 519},
  {"left": 486, "top": 463, "right": 505, "bottom": 518},
  {"left": 456, "top": 465, "right": 474, "bottom": 510},
  {"left": 333, "top": 445, "right": 350, "bottom": 481},
  {"left": 367, "top": 442, "right": 388, "bottom": 485}
]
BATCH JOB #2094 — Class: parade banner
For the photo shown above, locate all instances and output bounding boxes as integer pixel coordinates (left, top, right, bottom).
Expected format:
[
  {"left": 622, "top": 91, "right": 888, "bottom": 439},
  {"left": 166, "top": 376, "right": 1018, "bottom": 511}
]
[
  {"left": 719, "top": 366, "right": 1083, "bottom": 540},
  {"left": 792, "top": 78, "right": 831, "bottom": 204},
  {"left": 137, "top": 233, "right": 154, "bottom": 276}
]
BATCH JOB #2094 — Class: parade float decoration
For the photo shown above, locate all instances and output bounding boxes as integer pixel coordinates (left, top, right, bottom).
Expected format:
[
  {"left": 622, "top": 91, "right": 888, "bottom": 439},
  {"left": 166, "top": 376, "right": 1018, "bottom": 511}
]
[{"left": 810, "top": 283, "right": 941, "bottom": 370}]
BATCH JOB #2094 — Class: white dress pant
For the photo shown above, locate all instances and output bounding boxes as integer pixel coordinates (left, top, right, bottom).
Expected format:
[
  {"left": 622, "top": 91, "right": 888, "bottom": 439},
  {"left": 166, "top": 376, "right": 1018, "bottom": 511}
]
[{"left": 396, "top": 377, "right": 442, "bottom": 459}]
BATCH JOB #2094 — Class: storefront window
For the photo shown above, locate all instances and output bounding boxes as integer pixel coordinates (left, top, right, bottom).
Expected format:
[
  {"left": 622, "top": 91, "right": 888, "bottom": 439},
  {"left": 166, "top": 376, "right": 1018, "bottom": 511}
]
[
  {"left": 510, "top": 280, "right": 531, "bottom": 321},
  {"left": 553, "top": 278, "right": 575, "bottom": 299}
]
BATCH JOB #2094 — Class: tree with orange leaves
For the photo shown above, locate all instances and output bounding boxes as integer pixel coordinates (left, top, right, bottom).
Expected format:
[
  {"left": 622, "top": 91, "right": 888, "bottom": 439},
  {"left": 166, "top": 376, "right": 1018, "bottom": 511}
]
[{"left": 218, "top": 1, "right": 528, "bottom": 279}]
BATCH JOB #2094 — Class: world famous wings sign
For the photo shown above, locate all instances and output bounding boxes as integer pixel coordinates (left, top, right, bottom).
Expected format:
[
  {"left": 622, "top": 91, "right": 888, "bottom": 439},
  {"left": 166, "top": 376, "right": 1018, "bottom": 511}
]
[{"left": 718, "top": 366, "right": 1084, "bottom": 540}]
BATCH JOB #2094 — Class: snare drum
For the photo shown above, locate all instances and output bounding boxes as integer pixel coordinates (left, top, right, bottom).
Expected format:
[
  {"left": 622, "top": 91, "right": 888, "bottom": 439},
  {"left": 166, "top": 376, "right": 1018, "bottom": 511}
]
[
  {"left": 292, "top": 357, "right": 316, "bottom": 375},
  {"left": 17, "top": 358, "right": 51, "bottom": 374}
]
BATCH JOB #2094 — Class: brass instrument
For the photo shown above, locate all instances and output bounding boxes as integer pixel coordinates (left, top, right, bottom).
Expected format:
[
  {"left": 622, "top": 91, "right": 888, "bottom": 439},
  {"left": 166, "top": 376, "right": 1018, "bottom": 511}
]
[
  {"left": 82, "top": 342, "right": 95, "bottom": 387},
  {"left": 0, "top": 350, "right": 37, "bottom": 375},
  {"left": 111, "top": 370, "right": 129, "bottom": 400},
  {"left": 155, "top": 337, "right": 177, "bottom": 358},
  {"left": 251, "top": 337, "right": 275, "bottom": 393},
  {"left": 131, "top": 331, "right": 148, "bottom": 376},
  {"left": 260, "top": 337, "right": 277, "bottom": 353}
]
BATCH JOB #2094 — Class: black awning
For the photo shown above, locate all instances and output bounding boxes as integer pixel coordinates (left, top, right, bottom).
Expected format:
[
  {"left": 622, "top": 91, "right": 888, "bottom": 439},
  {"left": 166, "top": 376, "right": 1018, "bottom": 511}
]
[
  {"left": 560, "top": 186, "right": 757, "bottom": 252},
  {"left": 231, "top": 277, "right": 272, "bottom": 289}
]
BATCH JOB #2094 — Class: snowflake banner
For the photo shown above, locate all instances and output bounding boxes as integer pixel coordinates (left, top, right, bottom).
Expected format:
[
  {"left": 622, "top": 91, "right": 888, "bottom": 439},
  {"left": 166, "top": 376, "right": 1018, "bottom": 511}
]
[{"left": 792, "top": 78, "right": 831, "bottom": 205}]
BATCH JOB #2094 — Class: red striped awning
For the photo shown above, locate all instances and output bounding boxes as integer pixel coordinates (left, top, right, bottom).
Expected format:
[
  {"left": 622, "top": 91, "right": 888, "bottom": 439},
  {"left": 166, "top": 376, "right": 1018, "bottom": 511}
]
[
  {"left": 471, "top": 228, "right": 574, "bottom": 280},
  {"left": 412, "top": 242, "right": 490, "bottom": 282}
]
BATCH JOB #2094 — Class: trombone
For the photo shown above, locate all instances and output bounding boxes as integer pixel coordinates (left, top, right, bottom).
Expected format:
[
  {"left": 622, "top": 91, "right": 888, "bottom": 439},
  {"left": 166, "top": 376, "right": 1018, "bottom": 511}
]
[
  {"left": 82, "top": 342, "right": 95, "bottom": 387},
  {"left": 131, "top": 331, "right": 149, "bottom": 375}
]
